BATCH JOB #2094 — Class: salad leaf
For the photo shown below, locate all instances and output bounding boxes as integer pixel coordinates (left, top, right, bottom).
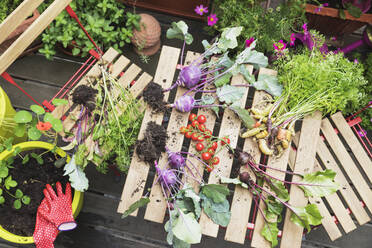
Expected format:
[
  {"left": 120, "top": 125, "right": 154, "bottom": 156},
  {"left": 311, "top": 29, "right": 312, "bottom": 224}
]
[
  {"left": 290, "top": 204, "right": 323, "bottom": 232},
  {"left": 201, "top": 184, "right": 230, "bottom": 203},
  {"left": 254, "top": 74, "right": 283, "bottom": 97},
  {"left": 63, "top": 155, "right": 89, "bottom": 192},
  {"left": 299, "top": 169, "right": 339, "bottom": 197},
  {"left": 261, "top": 222, "right": 279, "bottom": 248},
  {"left": 217, "top": 85, "right": 245, "bottom": 105},
  {"left": 220, "top": 176, "right": 248, "bottom": 189},
  {"left": 121, "top": 197, "right": 150, "bottom": 219}
]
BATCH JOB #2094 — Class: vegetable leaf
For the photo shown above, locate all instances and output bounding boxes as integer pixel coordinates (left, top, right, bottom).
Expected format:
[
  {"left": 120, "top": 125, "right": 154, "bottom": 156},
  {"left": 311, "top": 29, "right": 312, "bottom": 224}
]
[
  {"left": 290, "top": 204, "right": 323, "bottom": 232},
  {"left": 217, "top": 27, "right": 243, "bottom": 51},
  {"left": 13, "top": 199, "right": 22, "bottom": 209},
  {"left": 261, "top": 222, "right": 279, "bottom": 248},
  {"left": 28, "top": 127, "right": 42, "bottom": 141},
  {"left": 229, "top": 105, "right": 255, "bottom": 129},
  {"left": 52, "top": 98, "right": 68, "bottom": 106},
  {"left": 268, "top": 179, "right": 289, "bottom": 201},
  {"left": 253, "top": 74, "right": 283, "bottom": 97},
  {"left": 30, "top": 105, "right": 45, "bottom": 115},
  {"left": 220, "top": 176, "right": 248, "bottom": 189},
  {"left": 166, "top": 21, "right": 193, "bottom": 45},
  {"left": 201, "top": 194, "right": 231, "bottom": 226},
  {"left": 239, "top": 65, "right": 255, "bottom": 84},
  {"left": 63, "top": 155, "right": 89, "bottom": 192},
  {"left": 121, "top": 197, "right": 150, "bottom": 219},
  {"left": 214, "top": 72, "right": 232, "bottom": 87},
  {"left": 172, "top": 210, "right": 201, "bottom": 244},
  {"left": 236, "top": 48, "right": 268, "bottom": 68},
  {"left": 265, "top": 195, "right": 283, "bottom": 216},
  {"left": 14, "top": 110, "right": 32, "bottom": 123},
  {"left": 201, "top": 184, "right": 230, "bottom": 203},
  {"left": 14, "top": 124, "right": 25, "bottom": 137},
  {"left": 217, "top": 85, "right": 245, "bottom": 105},
  {"left": 299, "top": 169, "right": 339, "bottom": 197}
]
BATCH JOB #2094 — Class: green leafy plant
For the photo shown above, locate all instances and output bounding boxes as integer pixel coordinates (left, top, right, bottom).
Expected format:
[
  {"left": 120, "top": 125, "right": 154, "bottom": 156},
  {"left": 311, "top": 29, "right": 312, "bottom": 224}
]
[
  {"left": 38, "top": 0, "right": 140, "bottom": 59},
  {"left": 206, "top": 0, "right": 306, "bottom": 54},
  {"left": 0, "top": 0, "right": 23, "bottom": 22}
]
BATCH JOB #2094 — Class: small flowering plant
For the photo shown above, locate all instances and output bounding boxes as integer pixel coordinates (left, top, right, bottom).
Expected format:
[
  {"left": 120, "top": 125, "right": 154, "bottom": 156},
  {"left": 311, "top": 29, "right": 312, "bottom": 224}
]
[
  {"left": 13, "top": 99, "right": 68, "bottom": 144},
  {"left": 194, "top": 4, "right": 218, "bottom": 26}
]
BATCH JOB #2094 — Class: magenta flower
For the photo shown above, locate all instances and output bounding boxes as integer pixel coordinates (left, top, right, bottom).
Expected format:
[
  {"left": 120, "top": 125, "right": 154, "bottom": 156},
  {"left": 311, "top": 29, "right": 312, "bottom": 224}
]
[
  {"left": 358, "top": 129, "right": 367, "bottom": 137},
  {"left": 194, "top": 5, "right": 208, "bottom": 16},
  {"left": 245, "top": 37, "right": 255, "bottom": 48},
  {"left": 290, "top": 33, "right": 296, "bottom": 46},
  {"left": 273, "top": 40, "right": 287, "bottom": 51},
  {"left": 207, "top": 14, "right": 218, "bottom": 26},
  {"left": 302, "top": 23, "right": 309, "bottom": 35},
  {"left": 354, "top": 59, "right": 359, "bottom": 64}
]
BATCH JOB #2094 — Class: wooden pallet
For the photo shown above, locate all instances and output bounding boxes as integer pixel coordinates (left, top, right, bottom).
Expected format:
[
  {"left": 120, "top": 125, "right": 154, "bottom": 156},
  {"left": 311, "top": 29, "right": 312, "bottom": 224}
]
[{"left": 115, "top": 46, "right": 370, "bottom": 248}]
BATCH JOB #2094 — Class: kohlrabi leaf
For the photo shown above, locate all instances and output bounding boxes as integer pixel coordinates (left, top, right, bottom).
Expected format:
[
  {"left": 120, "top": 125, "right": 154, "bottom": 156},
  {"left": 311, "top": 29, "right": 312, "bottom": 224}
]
[
  {"left": 201, "top": 184, "right": 230, "bottom": 203},
  {"left": 229, "top": 105, "right": 255, "bottom": 129},
  {"left": 201, "top": 95, "right": 219, "bottom": 117},
  {"left": 217, "top": 27, "right": 243, "bottom": 52},
  {"left": 239, "top": 65, "right": 255, "bottom": 84},
  {"left": 299, "top": 169, "right": 339, "bottom": 197},
  {"left": 220, "top": 176, "right": 248, "bottom": 189},
  {"left": 217, "top": 85, "right": 245, "bottom": 105},
  {"left": 184, "top": 186, "right": 201, "bottom": 218},
  {"left": 172, "top": 210, "right": 201, "bottom": 244},
  {"left": 214, "top": 72, "right": 232, "bottom": 87},
  {"left": 121, "top": 197, "right": 150, "bottom": 219},
  {"left": 201, "top": 194, "right": 231, "bottom": 227},
  {"left": 261, "top": 222, "right": 279, "bottom": 248},
  {"left": 166, "top": 21, "right": 193, "bottom": 44},
  {"left": 63, "top": 155, "right": 89, "bottom": 192},
  {"left": 236, "top": 48, "right": 268, "bottom": 68},
  {"left": 290, "top": 204, "right": 323, "bottom": 232},
  {"left": 253, "top": 74, "right": 283, "bottom": 97},
  {"left": 269, "top": 179, "right": 289, "bottom": 201}
]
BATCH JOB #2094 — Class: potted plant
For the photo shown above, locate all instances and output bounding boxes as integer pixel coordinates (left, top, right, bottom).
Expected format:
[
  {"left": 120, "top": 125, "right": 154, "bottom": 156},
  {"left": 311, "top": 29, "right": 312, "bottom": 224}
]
[
  {"left": 0, "top": 0, "right": 41, "bottom": 55},
  {"left": 0, "top": 100, "right": 84, "bottom": 244},
  {"left": 305, "top": 0, "right": 372, "bottom": 36},
  {"left": 38, "top": 0, "right": 140, "bottom": 59}
]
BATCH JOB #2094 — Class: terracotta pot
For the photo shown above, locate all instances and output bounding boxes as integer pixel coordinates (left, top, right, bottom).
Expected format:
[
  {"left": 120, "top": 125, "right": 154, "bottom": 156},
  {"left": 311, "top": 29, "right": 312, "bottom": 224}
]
[
  {"left": 0, "top": 10, "right": 40, "bottom": 54},
  {"left": 131, "top": 13, "right": 161, "bottom": 56},
  {"left": 306, "top": 4, "right": 372, "bottom": 36}
]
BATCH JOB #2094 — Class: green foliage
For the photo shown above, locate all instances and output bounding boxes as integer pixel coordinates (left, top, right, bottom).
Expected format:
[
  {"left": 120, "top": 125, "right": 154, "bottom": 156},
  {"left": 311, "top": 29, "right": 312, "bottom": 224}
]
[
  {"left": 121, "top": 197, "right": 150, "bottom": 219},
  {"left": 216, "top": 84, "right": 245, "bottom": 104},
  {"left": 38, "top": 0, "right": 140, "bottom": 59},
  {"left": 275, "top": 50, "right": 368, "bottom": 116},
  {"left": 166, "top": 21, "right": 194, "bottom": 45},
  {"left": 200, "top": 184, "right": 230, "bottom": 203},
  {"left": 63, "top": 155, "right": 89, "bottom": 192},
  {"left": 206, "top": 0, "right": 306, "bottom": 53},
  {"left": 290, "top": 204, "right": 323, "bottom": 232},
  {"left": 0, "top": 0, "right": 23, "bottom": 22},
  {"left": 299, "top": 169, "right": 339, "bottom": 197}
]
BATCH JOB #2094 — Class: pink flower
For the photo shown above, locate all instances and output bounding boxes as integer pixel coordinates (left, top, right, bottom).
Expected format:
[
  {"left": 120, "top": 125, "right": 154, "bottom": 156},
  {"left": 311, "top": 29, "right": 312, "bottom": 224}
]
[
  {"left": 245, "top": 37, "right": 255, "bottom": 48},
  {"left": 302, "top": 23, "right": 309, "bottom": 35},
  {"left": 358, "top": 129, "right": 367, "bottom": 137},
  {"left": 207, "top": 14, "right": 218, "bottom": 26},
  {"left": 290, "top": 33, "right": 296, "bottom": 46},
  {"left": 273, "top": 40, "right": 287, "bottom": 51},
  {"left": 354, "top": 59, "right": 359, "bottom": 64},
  {"left": 194, "top": 5, "right": 208, "bottom": 16}
]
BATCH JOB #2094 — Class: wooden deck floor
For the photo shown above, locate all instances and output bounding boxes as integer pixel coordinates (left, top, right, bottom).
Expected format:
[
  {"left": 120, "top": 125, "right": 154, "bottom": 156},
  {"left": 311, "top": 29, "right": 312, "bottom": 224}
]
[{"left": 0, "top": 10, "right": 371, "bottom": 248}]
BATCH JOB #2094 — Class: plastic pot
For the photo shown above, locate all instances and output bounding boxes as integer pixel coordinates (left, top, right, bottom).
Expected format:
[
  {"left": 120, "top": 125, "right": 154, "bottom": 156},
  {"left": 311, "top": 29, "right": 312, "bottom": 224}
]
[{"left": 0, "top": 141, "right": 84, "bottom": 244}]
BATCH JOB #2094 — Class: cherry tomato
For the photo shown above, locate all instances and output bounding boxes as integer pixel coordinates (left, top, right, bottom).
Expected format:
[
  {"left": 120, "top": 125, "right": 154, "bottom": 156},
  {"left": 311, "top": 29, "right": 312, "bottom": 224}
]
[
  {"left": 211, "top": 142, "right": 218, "bottom": 150},
  {"left": 207, "top": 148, "right": 215, "bottom": 155},
  {"left": 191, "top": 120, "right": 199, "bottom": 128},
  {"left": 198, "top": 124, "right": 206, "bottom": 132},
  {"left": 189, "top": 113, "right": 197, "bottom": 122},
  {"left": 204, "top": 130, "right": 212, "bottom": 138},
  {"left": 185, "top": 131, "right": 192, "bottom": 139},
  {"left": 180, "top": 126, "right": 187, "bottom": 134},
  {"left": 191, "top": 133, "right": 199, "bottom": 141},
  {"left": 207, "top": 164, "right": 214, "bottom": 172},
  {"left": 187, "top": 124, "right": 193, "bottom": 130},
  {"left": 195, "top": 143, "right": 204, "bottom": 151},
  {"left": 212, "top": 156, "right": 220, "bottom": 165},
  {"left": 221, "top": 137, "right": 230, "bottom": 145},
  {"left": 197, "top": 115, "right": 207, "bottom": 124},
  {"left": 202, "top": 152, "right": 212, "bottom": 161}
]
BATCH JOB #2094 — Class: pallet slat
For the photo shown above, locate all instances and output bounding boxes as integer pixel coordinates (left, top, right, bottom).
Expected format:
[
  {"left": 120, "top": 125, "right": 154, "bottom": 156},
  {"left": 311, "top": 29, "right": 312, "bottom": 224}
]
[
  {"left": 331, "top": 112, "right": 372, "bottom": 182},
  {"left": 117, "top": 46, "right": 180, "bottom": 215},
  {"left": 280, "top": 111, "right": 322, "bottom": 248}
]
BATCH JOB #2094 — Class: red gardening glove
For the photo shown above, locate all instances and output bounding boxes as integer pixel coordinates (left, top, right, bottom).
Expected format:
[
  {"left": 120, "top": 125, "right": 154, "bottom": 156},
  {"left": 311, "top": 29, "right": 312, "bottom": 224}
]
[
  {"left": 40, "top": 182, "right": 77, "bottom": 231},
  {"left": 33, "top": 199, "right": 59, "bottom": 248}
]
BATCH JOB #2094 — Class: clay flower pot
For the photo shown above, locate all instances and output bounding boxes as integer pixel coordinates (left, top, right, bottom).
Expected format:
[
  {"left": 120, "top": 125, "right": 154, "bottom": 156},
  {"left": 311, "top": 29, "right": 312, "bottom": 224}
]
[
  {"left": 0, "top": 141, "right": 84, "bottom": 244},
  {"left": 131, "top": 13, "right": 161, "bottom": 56}
]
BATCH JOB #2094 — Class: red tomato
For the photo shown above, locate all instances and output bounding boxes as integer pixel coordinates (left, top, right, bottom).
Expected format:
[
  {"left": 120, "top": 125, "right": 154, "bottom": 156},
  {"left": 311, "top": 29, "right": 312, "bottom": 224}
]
[
  {"left": 207, "top": 164, "right": 214, "bottom": 172},
  {"left": 202, "top": 152, "right": 212, "bottom": 161},
  {"left": 191, "top": 133, "right": 199, "bottom": 141},
  {"left": 187, "top": 124, "right": 193, "bottom": 130},
  {"left": 191, "top": 120, "right": 199, "bottom": 128},
  {"left": 185, "top": 131, "right": 192, "bottom": 139},
  {"left": 195, "top": 143, "right": 204, "bottom": 151},
  {"left": 197, "top": 136, "right": 204, "bottom": 142},
  {"left": 211, "top": 142, "right": 218, "bottom": 150},
  {"left": 197, "top": 115, "right": 207, "bottom": 124},
  {"left": 180, "top": 126, "right": 187, "bottom": 134},
  {"left": 198, "top": 124, "right": 206, "bottom": 132},
  {"left": 207, "top": 148, "right": 215, "bottom": 155},
  {"left": 204, "top": 130, "right": 212, "bottom": 138},
  {"left": 221, "top": 137, "right": 230, "bottom": 145},
  {"left": 189, "top": 113, "right": 197, "bottom": 122},
  {"left": 212, "top": 156, "right": 220, "bottom": 165}
]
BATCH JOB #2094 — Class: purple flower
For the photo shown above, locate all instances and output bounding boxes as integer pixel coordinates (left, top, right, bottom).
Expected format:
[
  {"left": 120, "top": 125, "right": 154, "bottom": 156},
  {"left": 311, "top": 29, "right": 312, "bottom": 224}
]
[
  {"left": 194, "top": 5, "right": 208, "bottom": 16},
  {"left": 207, "top": 14, "right": 218, "bottom": 26},
  {"left": 302, "top": 23, "right": 309, "bottom": 35},
  {"left": 354, "top": 59, "right": 359, "bottom": 64},
  {"left": 358, "top": 129, "right": 367, "bottom": 137},
  {"left": 245, "top": 37, "right": 255, "bottom": 48},
  {"left": 290, "top": 33, "right": 296, "bottom": 46},
  {"left": 273, "top": 40, "right": 287, "bottom": 51}
]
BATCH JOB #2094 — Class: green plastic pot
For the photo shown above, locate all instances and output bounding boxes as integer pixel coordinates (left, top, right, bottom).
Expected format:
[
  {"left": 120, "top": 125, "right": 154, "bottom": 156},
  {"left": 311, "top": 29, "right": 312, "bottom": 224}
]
[{"left": 0, "top": 141, "right": 84, "bottom": 244}]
